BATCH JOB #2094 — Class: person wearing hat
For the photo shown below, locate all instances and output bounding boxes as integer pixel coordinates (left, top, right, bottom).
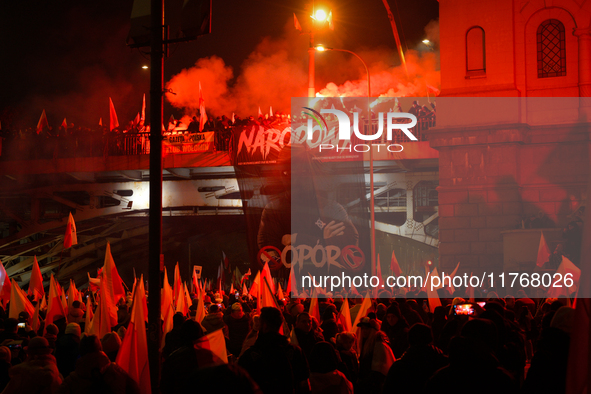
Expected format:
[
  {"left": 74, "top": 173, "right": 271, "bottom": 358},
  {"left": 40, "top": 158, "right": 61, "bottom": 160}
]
[
  {"left": 224, "top": 303, "right": 250, "bottom": 357},
  {"left": 2, "top": 337, "right": 62, "bottom": 394},
  {"left": 356, "top": 315, "right": 395, "bottom": 394}
]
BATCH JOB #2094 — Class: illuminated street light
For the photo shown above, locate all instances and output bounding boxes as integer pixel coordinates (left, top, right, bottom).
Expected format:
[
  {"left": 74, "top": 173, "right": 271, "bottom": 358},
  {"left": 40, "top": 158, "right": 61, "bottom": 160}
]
[
  {"left": 315, "top": 44, "right": 326, "bottom": 52},
  {"left": 142, "top": 65, "right": 149, "bottom": 69},
  {"left": 422, "top": 39, "right": 430, "bottom": 44},
  {"left": 314, "top": 9, "right": 327, "bottom": 21}
]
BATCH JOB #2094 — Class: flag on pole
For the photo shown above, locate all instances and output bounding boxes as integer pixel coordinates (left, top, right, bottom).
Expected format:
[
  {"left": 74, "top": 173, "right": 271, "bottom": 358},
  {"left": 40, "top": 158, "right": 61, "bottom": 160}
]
[
  {"left": 133, "top": 113, "right": 140, "bottom": 127},
  {"left": 536, "top": 232, "right": 551, "bottom": 267},
  {"left": 102, "top": 243, "right": 125, "bottom": 326},
  {"left": 547, "top": 256, "right": 581, "bottom": 298},
  {"left": 109, "top": 98, "right": 119, "bottom": 131},
  {"left": 64, "top": 212, "right": 77, "bottom": 249},
  {"left": 9, "top": 279, "right": 35, "bottom": 323},
  {"left": 117, "top": 275, "right": 151, "bottom": 394},
  {"left": 426, "top": 268, "right": 442, "bottom": 312},
  {"left": 141, "top": 93, "right": 146, "bottom": 122},
  {"left": 0, "top": 261, "right": 11, "bottom": 307},
  {"left": 199, "top": 82, "right": 207, "bottom": 132},
  {"left": 309, "top": 289, "right": 321, "bottom": 323},
  {"left": 262, "top": 262, "right": 275, "bottom": 295},
  {"left": 194, "top": 329, "right": 228, "bottom": 365},
  {"left": 249, "top": 271, "right": 260, "bottom": 299},
  {"left": 294, "top": 13, "right": 302, "bottom": 31},
  {"left": 67, "top": 280, "right": 80, "bottom": 311},
  {"left": 61, "top": 118, "right": 68, "bottom": 130},
  {"left": 99, "top": 118, "right": 103, "bottom": 127},
  {"left": 44, "top": 275, "right": 66, "bottom": 327},
  {"left": 339, "top": 297, "right": 352, "bottom": 333},
  {"left": 28, "top": 256, "right": 45, "bottom": 301},
  {"left": 36, "top": 110, "right": 49, "bottom": 134},
  {"left": 84, "top": 297, "right": 94, "bottom": 334},
  {"left": 161, "top": 268, "right": 174, "bottom": 349},
  {"left": 351, "top": 292, "right": 371, "bottom": 333},
  {"left": 195, "top": 287, "right": 206, "bottom": 324},
  {"left": 390, "top": 250, "right": 402, "bottom": 276},
  {"left": 173, "top": 263, "right": 183, "bottom": 304}
]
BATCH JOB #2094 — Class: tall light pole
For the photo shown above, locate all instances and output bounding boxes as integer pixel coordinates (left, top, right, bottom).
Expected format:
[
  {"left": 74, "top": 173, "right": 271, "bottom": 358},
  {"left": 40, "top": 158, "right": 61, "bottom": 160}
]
[
  {"left": 308, "top": 8, "right": 328, "bottom": 97},
  {"left": 315, "top": 45, "right": 377, "bottom": 284}
]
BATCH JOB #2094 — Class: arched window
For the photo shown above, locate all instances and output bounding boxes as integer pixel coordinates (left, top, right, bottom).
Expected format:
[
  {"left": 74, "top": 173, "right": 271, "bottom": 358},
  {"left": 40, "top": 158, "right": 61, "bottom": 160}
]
[
  {"left": 537, "top": 19, "right": 566, "bottom": 78},
  {"left": 466, "top": 27, "right": 486, "bottom": 75}
]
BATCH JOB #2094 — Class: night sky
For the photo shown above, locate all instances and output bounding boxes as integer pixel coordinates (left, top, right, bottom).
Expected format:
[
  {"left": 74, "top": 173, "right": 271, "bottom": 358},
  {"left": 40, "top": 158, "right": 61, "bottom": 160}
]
[{"left": 0, "top": 0, "right": 438, "bottom": 129}]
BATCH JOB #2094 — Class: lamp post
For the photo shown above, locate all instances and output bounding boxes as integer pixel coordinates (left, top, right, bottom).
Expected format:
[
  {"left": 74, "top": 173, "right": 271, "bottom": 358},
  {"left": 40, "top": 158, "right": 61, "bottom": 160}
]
[
  {"left": 315, "top": 45, "right": 377, "bottom": 284},
  {"left": 308, "top": 9, "right": 328, "bottom": 97}
]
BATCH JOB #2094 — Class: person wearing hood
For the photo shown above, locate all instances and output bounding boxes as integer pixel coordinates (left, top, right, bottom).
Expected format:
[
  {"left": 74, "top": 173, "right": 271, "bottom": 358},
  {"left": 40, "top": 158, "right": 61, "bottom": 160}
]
[
  {"left": 55, "top": 323, "right": 81, "bottom": 378},
  {"left": 67, "top": 301, "right": 84, "bottom": 324},
  {"left": 238, "top": 307, "right": 309, "bottom": 394},
  {"left": 56, "top": 334, "right": 139, "bottom": 394},
  {"left": 201, "top": 304, "right": 227, "bottom": 335}
]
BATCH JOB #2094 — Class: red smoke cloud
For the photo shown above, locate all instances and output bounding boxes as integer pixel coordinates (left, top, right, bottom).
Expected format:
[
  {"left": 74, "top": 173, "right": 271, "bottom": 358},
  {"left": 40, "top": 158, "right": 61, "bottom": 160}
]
[{"left": 165, "top": 19, "right": 440, "bottom": 117}]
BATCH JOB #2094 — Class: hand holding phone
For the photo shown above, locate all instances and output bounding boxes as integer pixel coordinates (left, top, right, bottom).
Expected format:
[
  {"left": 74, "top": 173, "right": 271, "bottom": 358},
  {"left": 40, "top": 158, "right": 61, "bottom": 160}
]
[{"left": 453, "top": 303, "right": 475, "bottom": 316}]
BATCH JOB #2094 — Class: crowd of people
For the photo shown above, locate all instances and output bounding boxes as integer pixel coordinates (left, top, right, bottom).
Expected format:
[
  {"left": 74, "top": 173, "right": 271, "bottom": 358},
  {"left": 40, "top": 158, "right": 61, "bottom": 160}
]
[
  {"left": 0, "top": 279, "right": 577, "bottom": 394},
  {"left": 0, "top": 100, "right": 437, "bottom": 161}
]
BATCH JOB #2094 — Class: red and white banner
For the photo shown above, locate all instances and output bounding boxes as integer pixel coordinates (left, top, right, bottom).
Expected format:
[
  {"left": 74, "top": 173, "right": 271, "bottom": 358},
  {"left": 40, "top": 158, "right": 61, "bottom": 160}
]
[{"left": 163, "top": 132, "right": 214, "bottom": 153}]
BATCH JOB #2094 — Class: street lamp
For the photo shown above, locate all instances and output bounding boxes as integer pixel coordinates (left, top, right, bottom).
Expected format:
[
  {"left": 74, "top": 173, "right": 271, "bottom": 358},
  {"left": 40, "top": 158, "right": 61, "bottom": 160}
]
[
  {"left": 314, "top": 45, "right": 377, "bottom": 282},
  {"left": 307, "top": 8, "right": 329, "bottom": 97}
]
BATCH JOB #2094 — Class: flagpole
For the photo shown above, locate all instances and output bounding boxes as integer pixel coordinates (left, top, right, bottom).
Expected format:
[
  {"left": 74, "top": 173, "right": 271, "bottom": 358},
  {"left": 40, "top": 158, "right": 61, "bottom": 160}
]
[{"left": 148, "top": 0, "right": 164, "bottom": 391}]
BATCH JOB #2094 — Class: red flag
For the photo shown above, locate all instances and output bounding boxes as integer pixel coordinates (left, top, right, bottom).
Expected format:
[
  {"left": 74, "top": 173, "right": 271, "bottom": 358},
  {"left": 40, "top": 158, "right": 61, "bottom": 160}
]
[
  {"left": 36, "top": 110, "right": 49, "bottom": 134},
  {"left": 351, "top": 292, "right": 371, "bottom": 333},
  {"left": 547, "top": 256, "right": 581, "bottom": 298},
  {"left": 67, "top": 280, "right": 79, "bottom": 311},
  {"left": 309, "top": 289, "right": 321, "bottom": 323},
  {"left": 102, "top": 243, "right": 125, "bottom": 326},
  {"left": 195, "top": 329, "right": 228, "bottom": 365},
  {"left": 199, "top": 82, "right": 207, "bottom": 131},
  {"left": 338, "top": 297, "right": 352, "bottom": 333},
  {"left": 390, "top": 250, "right": 402, "bottom": 276},
  {"left": 44, "top": 275, "right": 66, "bottom": 327},
  {"left": 293, "top": 13, "right": 302, "bottom": 31},
  {"left": 28, "top": 256, "right": 45, "bottom": 301},
  {"left": 173, "top": 262, "right": 183, "bottom": 304},
  {"left": 133, "top": 113, "right": 140, "bottom": 127},
  {"left": 249, "top": 271, "right": 260, "bottom": 299},
  {"left": 109, "top": 98, "right": 119, "bottom": 131},
  {"left": 61, "top": 118, "right": 68, "bottom": 130},
  {"left": 141, "top": 93, "right": 146, "bottom": 122},
  {"left": 0, "top": 260, "right": 11, "bottom": 306},
  {"left": 84, "top": 297, "right": 94, "bottom": 334},
  {"left": 536, "top": 232, "right": 551, "bottom": 267},
  {"left": 64, "top": 212, "right": 77, "bottom": 249},
  {"left": 9, "top": 279, "right": 35, "bottom": 323},
  {"left": 88, "top": 273, "right": 100, "bottom": 292},
  {"left": 117, "top": 275, "right": 151, "bottom": 394},
  {"left": 262, "top": 262, "right": 275, "bottom": 295},
  {"left": 99, "top": 117, "right": 103, "bottom": 127},
  {"left": 287, "top": 268, "right": 295, "bottom": 296}
]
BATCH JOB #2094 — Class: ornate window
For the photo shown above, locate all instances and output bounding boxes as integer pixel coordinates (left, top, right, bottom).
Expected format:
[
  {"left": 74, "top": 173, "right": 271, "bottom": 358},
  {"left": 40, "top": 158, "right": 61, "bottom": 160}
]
[
  {"left": 466, "top": 27, "right": 486, "bottom": 75},
  {"left": 537, "top": 19, "right": 566, "bottom": 78}
]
